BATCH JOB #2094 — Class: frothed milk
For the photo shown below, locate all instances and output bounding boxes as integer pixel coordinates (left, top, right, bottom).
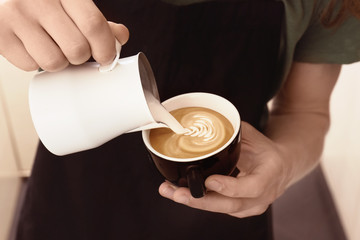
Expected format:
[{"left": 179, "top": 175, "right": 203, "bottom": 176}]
[{"left": 150, "top": 107, "right": 234, "bottom": 158}]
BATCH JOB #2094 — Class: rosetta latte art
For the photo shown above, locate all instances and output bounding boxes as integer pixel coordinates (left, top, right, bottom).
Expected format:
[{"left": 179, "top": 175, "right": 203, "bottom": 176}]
[
  {"left": 184, "top": 116, "right": 217, "bottom": 141},
  {"left": 150, "top": 107, "right": 234, "bottom": 158}
]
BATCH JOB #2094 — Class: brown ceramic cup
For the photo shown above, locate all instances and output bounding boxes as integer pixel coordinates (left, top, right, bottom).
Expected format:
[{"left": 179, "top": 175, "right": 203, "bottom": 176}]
[{"left": 142, "top": 92, "right": 241, "bottom": 198}]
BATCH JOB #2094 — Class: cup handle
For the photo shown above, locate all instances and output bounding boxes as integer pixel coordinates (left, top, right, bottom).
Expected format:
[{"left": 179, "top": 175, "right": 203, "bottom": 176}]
[
  {"left": 98, "top": 40, "right": 122, "bottom": 72},
  {"left": 186, "top": 166, "right": 206, "bottom": 198}
]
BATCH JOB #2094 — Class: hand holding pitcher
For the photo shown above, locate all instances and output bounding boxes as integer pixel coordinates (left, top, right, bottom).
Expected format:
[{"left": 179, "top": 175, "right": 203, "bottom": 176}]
[{"left": 0, "top": 0, "right": 129, "bottom": 72}]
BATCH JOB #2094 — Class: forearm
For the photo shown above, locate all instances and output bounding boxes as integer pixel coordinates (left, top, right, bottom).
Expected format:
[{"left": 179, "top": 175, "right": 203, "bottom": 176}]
[
  {"left": 265, "top": 62, "right": 341, "bottom": 187},
  {"left": 266, "top": 105, "right": 330, "bottom": 186}
]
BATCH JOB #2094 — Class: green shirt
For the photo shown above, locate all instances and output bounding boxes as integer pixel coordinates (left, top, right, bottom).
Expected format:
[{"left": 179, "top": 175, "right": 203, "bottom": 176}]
[{"left": 162, "top": 0, "right": 360, "bottom": 82}]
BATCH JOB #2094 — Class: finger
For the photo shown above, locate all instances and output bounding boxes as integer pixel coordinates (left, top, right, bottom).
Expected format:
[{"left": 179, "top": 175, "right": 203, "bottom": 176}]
[
  {"left": 229, "top": 204, "right": 270, "bottom": 218},
  {"left": 61, "top": 0, "right": 116, "bottom": 65},
  {"left": 170, "top": 187, "right": 268, "bottom": 215},
  {"left": 176, "top": 188, "right": 244, "bottom": 213},
  {"left": 160, "top": 182, "right": 242, "bottom": 214},
  {"left": 240, "top": 121, "right": 273, "bottom": 150},
  {"left": 159, "top": 181, "right": 178, "bottom": 198},
  {"left": 108, "top": 22, "right": 130, "bottom": 46},
  {"left": 160, "top": 181, "right": 266, "bottom": 215},
  {"left": 241, "top": 121, "right": 261, "bottom": 142},
  {"left": 0, "top": 33, "right": 39, "bottom": 71},
  {"left": 38, "top": 2, "right": 91, "bottom": 65},
  {"left": 205, "top": 174, "right": 267, "bottom": 198},
  {"left": 13, "top": 20, "right": 68, "bottom": 72}
]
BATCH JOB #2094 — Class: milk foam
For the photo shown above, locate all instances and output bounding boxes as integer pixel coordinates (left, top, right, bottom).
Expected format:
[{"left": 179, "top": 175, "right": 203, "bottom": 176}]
[{"left": 149, "top": 107, "right": 233, "bottom": 158}]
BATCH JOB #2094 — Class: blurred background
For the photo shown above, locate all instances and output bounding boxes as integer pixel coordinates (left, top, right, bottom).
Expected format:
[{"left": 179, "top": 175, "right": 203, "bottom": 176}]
[{"left": 0, "top": 56, "right": 359, "bottom": 240}]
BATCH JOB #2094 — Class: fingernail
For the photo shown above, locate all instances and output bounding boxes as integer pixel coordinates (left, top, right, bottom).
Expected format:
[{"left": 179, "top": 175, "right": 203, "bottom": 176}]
[
  {"left": 175, "top": 195, "right": 189, "bottom": 205},
  {"left": 101, "top": 57, "right": 115, "bottom": 66},
  {"left": 207, "top": 180, "right": 223, "bottom": 192}
]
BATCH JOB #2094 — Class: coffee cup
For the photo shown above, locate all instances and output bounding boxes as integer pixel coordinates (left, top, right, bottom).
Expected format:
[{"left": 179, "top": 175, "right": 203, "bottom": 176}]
[
  {"left": 142, "top": 92, "right": 241, "bottom": 198},
  {"left": 29, "top": 51, "right": 182, "bottom": 156}
]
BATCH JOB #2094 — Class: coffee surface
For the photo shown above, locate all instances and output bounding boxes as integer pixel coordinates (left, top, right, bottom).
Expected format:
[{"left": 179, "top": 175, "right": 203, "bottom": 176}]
[{"left": 149, "top": 107, "right": 234, "bottom": 158}]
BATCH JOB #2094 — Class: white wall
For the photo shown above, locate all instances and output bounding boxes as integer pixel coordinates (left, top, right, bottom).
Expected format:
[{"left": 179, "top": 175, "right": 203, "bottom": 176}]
[
  {"left": 322, "top": 62, "right": 360, "bottom": 240},
  {"left": 0, "top": 57, "right": 38, "bottom": 176},
  {"left": 0, "top": 56, "right": 37, "bottom": 240}
]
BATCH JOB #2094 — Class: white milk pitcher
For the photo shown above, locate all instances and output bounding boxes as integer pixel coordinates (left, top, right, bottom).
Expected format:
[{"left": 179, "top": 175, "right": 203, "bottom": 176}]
[{"left": 29, "top": 47, "right": 184, "bottom": 156}]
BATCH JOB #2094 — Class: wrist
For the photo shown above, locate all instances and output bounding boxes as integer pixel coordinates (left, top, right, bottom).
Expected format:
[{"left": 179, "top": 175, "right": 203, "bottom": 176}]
[{"left": 274, "top": 142, "right": 298, "bottom": 188}]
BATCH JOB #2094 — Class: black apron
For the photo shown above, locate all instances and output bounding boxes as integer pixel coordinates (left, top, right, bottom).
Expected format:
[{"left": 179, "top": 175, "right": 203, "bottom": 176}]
[{"left": 16, "top": 1, "right": 284, "bottom": 239}]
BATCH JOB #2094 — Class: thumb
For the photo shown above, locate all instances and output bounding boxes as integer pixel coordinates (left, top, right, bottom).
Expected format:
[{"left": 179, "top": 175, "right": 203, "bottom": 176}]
[
  {"left": 108, "top": 21, "right": 130, "bottom": 46},
  {"left": 241, "top": 121, "right": 267, "bottom": 145}
]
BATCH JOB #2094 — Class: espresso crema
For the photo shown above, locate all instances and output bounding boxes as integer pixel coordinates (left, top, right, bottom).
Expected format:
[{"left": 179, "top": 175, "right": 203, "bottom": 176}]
[{"left": 149, "top": 107, "right": 234, "bottom": 158}]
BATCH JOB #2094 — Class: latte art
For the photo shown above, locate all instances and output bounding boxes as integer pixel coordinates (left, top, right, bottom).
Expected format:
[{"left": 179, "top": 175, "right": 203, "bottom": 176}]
[
  {"left": 150, "top": 107, "right": 234, "bottom": 158},
  {"left": 184, "top": 116, "right": 216, "bottom": 141}
]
